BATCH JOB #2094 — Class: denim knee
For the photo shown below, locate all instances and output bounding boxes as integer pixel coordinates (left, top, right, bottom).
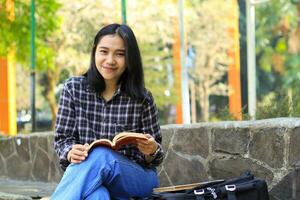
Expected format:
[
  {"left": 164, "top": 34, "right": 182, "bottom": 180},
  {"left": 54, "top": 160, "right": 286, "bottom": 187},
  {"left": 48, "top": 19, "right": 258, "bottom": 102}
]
[
  {"left": 87, "top": 147, "right": 123, "bottom": 165},
  {"left": 85, "top": 186, "right": 110, "bottom": 200}
]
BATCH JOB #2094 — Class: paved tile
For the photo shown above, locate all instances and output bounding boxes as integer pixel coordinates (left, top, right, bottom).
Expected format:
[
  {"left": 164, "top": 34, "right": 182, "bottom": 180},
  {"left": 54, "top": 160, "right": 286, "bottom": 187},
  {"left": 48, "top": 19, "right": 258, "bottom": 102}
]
[{"left": 0, "top": 179, "right": 57, "bottom": 199}]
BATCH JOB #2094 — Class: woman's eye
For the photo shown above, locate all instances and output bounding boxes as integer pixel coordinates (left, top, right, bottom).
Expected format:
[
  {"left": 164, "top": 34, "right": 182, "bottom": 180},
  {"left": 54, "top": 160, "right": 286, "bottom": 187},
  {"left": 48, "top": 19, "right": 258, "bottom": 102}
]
[
  {"left": 99, "top": 50, "right": 107, "bottom": 54},
  {"left": 116, "top": 52, "right": 125, "bottom": 57}
]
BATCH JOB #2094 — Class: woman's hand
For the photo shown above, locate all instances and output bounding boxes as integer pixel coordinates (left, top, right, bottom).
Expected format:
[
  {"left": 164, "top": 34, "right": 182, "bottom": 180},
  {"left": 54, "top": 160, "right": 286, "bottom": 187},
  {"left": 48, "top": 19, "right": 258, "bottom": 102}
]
[
  {"left": 136, "top": 134, "right": 158, "bottom": 156},
  {"left": 67, "top": 143, "right": 89, "bottom": 163}
]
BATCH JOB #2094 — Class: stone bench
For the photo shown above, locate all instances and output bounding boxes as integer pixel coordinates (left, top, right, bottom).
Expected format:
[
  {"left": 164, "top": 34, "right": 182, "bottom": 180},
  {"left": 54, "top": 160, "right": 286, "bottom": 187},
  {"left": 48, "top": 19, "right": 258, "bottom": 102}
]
[
  {"left": 0, "top": 118, "right": 300, "bottom": 199},
  {"left": 0, "top": 179, "right": 56, "bottom": 199}
]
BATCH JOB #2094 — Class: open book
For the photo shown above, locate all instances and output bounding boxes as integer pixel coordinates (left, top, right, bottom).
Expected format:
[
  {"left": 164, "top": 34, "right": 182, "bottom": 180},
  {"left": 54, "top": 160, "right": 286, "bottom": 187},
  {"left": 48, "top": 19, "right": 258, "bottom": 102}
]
[
  {"left": 153, "top": 179, "right": 224, "bottom": 193},
  {"left": 88, "top": 132, "right": 148, "bottom": 151}
]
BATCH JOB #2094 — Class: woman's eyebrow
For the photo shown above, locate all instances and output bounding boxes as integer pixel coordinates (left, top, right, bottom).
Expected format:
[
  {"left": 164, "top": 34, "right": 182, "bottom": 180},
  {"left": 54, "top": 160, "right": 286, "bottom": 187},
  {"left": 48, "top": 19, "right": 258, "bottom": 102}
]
[
  {"left": 98, "top": 46, "right": 125, "bottom": 51},
  {"left": 98, "top": 46, "right": 109, "bottom": 49}
]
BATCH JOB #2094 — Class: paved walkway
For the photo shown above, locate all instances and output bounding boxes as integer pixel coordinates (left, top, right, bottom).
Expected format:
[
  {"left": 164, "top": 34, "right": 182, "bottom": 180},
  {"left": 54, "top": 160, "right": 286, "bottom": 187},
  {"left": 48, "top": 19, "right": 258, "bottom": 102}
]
[{"left": 0, "top": 179, "right": 56, "bottom": 200}]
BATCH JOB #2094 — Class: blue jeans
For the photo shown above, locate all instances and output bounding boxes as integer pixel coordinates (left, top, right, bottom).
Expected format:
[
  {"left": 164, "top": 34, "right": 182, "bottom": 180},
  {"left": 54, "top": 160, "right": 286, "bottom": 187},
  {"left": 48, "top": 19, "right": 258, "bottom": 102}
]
[{"left": 50, "top": 147, "right": 159, "bottom": 200}]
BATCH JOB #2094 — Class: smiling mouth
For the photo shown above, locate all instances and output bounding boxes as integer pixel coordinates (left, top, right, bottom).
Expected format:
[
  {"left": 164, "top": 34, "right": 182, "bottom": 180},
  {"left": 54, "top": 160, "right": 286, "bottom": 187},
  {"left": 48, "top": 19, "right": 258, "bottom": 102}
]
[{"left": 102, "top": 66, "right": 117, "bottom": 70}]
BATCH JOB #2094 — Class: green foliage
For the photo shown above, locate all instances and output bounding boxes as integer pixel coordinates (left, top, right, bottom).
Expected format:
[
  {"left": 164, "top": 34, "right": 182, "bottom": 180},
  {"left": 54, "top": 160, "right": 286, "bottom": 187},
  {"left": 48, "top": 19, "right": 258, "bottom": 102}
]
[
  {"left": 259, "top": 47, "right": 273, "bottom": 72},
  {"left": 125, "top": 0, "right": 179, "bottom": 112},
  {"left": 256, "top": 91, "right": 293, "bottom": 119},
  {"left": 210, "top": 107, "right": 237, "bottom": 121},
  {"left": 255, "top": 88, "right": 300, "bottom": 118},
  {"left": 210, "top": 106, "right": 250, "bottom": 122},
  {"left": 140, "top": 42, "right": 177, "bottom": 110},
  {"left": 283, "top": 54, "right": 300, "bottom": 88},
  {"left": 213, "top": 89, "right": 300, "bottom": 121},
  {"left": 212, "top": 90, "right": 300, "bottom": 121},
  {"left": 256, "top": 0, "right": 300, "bottom": 96},
  {"left": 0, "top": 0, "right": 61, "bottom": 71}
]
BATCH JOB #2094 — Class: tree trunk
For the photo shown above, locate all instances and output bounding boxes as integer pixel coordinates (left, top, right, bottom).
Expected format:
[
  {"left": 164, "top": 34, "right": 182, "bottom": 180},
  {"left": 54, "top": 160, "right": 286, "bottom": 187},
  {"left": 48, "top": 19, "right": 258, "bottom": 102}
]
[
  {"left": 198, "top": 84, "right": 204, "bottom": 121},
  {"left": 203, "top": 88, "right": 210, "bottom": 122},
  {"left": 44, "top": 68, "right": 59, "bottom": 130},
  {"left": 190, "top": 81, "right": 197, "bottom": 123},
  {"left": 198, "top": 81, "right": 210, "bottom": 122}
]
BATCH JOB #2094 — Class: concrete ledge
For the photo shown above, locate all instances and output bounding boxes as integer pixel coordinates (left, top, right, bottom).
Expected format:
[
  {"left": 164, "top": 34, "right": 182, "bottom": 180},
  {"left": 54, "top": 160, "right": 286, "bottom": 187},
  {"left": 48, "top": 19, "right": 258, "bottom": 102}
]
[
  {"left": 0, "top": 118, "right": 300, "bottom": 199},
  {"left": 0, "top": 192, "right": 32, "bottom": 200},
  {"left": 0, "top": 179, "right": 57, "bottom": 199}
]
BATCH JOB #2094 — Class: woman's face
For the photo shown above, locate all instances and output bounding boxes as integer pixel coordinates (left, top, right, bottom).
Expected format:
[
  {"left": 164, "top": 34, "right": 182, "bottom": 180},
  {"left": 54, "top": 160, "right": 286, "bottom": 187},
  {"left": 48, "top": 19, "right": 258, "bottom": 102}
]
[{"left": 95, "top": 34, "right": 126, "bottom": 86}]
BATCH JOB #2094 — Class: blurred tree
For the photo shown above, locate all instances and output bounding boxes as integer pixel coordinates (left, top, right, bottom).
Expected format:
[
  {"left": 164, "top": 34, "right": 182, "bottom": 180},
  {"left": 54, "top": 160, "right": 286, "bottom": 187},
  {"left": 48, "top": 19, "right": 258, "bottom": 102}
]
[
  {"left": 0, "top": 0, "right": 61, "bottom": 129},
  {"left": 42, "top": 0, "right": 121, "bottom": 127},
  {"left": 54, "top": 0, "right": 121, "bottom": 75},
  {"left": 255, "top": 0, "right": 300, "bottom": 117},
  {"left": 185, "top": 0, "right": 233, "bottom": 121},
  {"left": 54, "top": 0, "right": 177, "bottom": 124},
  {"left": 128, "top": 0, "right": 177, "bottom": 123}
]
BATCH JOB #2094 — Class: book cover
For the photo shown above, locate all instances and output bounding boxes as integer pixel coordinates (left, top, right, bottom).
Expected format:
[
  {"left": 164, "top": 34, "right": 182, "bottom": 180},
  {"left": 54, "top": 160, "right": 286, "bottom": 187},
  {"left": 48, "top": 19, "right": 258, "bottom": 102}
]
[{"left": 88, "top": 132, "right": 148, "bottom": 151}]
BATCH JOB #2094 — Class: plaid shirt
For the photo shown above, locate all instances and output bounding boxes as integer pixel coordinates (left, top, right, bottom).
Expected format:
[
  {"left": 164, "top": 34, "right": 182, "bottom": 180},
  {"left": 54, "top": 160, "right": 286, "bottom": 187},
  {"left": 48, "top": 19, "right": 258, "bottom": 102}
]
[{"left": 54, "top": 76, "right": 164, "bottom": 170}]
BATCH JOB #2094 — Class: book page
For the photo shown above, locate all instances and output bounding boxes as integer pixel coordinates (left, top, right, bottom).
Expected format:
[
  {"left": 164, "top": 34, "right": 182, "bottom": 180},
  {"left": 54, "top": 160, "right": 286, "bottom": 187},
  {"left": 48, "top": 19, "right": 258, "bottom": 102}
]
[
  {"left": 113, "top": 132, "right": 148, "bottom": 142},
  {"left": 88, "top": 132, "right": 148, "bottom": 151},
  {"left": 113, "top": 132, "right": 148, "bottom": 150},
  {"left": 89, "top": 139, "right": 113, "bottom": 151}
]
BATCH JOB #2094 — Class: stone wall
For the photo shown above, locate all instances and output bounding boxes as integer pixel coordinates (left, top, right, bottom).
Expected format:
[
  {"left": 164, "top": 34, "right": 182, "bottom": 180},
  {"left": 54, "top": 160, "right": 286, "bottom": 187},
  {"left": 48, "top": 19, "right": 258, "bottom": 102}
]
[
  {"left": 0, "top": 133, "right": 62, "bottom": 182},
  {"left": 0, "top": 118, "right": 300, "bottom": 199}
]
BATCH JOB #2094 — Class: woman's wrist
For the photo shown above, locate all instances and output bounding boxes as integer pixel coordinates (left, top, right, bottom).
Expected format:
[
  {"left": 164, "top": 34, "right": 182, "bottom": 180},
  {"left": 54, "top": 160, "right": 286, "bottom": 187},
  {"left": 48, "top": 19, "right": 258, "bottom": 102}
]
[{"left": 149, "top": 144, "right": 160, "bottom": 157}]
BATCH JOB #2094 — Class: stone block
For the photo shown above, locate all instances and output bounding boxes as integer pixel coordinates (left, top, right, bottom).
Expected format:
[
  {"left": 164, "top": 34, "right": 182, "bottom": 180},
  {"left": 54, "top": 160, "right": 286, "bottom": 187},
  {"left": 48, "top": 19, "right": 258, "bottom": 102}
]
[
  {"left": 161, "top": 129, "right": 174, "bottom": 153},
  {"left": 49, "top": 160, "right": 63, "bottom": 182},
  {"left": 289, "top": 127, "right": 300, "bottom": 166},
  {"left": 158, "top": 168, "right": 172, "bottom": 187},
  {"left": 173, "top": 127, "right": 209, "bottom": 158},
  {"left": 33, "top": 148, "right": 50, "bottom": 182},
  {"left": 6, "top": 154, "right": 31, "bottom": 180},
  {"left": 212, "top": 127, "right": 250, "bottom": 155},
  {"left": 37, "top": 136, "right": 49, "bottom": 153},
  {"left": 29, "top": 135, "right": 38, "bottom": 157},
  {"left": 0, "top": 139, "right": 15, "bottom": 158},
  {"left": 163, "top": 149, "right": 207, "bottom": 185},
  {"left": 15, "top": 137, "right": 31, "bottom": 162},
  {"left": 209, "top": 156, "right": 273, "bottom": 184},
  {"left": 270, "top": 168, "right": 300, "bottom": 200},
  {"left": 47, "top": 134, "right": 55, "bottom": 154},
  {"left": 249, "top": 128, "right": 285, "bottom": 168},
  {"left": 0, "top": 155, "right": 6, "bottom": 177}
]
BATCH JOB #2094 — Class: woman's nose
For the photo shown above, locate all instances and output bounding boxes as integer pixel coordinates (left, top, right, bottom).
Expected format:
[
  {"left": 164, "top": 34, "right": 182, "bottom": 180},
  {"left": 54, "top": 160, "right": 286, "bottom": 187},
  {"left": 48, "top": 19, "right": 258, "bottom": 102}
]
[{"left": 106, "top": 54, "right": 115, "bottom": 64}]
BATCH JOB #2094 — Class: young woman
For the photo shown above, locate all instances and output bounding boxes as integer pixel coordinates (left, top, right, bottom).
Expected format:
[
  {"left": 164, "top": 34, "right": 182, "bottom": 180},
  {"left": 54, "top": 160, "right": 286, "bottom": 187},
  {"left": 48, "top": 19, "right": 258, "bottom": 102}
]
[{"left": 51, "top": 23, "right": 164, "bottom": 200}]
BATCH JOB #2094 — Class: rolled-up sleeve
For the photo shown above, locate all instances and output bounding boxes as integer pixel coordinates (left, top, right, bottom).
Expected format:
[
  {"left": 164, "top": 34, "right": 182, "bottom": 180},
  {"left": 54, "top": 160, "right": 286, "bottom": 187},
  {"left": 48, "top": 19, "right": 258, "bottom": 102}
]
[
  {"left": 54, "top": 83, "right": 77, "bottom": 170},
  {"left": 141, "top": 91, "right": 164, "bottom": 167}
]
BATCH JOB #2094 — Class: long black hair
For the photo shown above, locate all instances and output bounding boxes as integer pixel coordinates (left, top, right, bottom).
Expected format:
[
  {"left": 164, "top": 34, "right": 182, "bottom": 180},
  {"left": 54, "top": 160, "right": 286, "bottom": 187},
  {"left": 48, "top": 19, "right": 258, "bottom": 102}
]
[{"left": 84, "top": 23, "right": 145, "bottom": 99}]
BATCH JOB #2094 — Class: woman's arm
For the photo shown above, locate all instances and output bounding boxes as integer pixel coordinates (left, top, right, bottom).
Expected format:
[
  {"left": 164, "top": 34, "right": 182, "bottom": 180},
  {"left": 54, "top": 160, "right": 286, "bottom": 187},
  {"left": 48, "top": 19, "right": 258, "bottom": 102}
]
[
  {"left": 54, "top": 83, "right": 78, "bottom": 170},
  {"left": 138, "top": 91, "right": 165, "bottom": 167}
]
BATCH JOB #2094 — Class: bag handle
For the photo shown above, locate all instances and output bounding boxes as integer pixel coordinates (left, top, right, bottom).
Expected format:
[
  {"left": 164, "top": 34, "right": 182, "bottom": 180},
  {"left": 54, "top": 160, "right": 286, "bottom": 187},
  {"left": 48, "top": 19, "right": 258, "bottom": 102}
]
[
  {"left": 194, "top": 189, "right": 205, "bottom": 200},
  {"left": 194, "top": 187, "right": 218, "bottom": 200},
  {"left": 225, "top": 185, "right": 237, "bottom": 200}
]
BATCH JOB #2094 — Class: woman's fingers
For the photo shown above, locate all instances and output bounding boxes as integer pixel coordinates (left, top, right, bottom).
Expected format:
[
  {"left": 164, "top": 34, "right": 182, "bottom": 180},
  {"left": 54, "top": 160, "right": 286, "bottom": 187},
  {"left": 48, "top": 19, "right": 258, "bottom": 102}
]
[
  {"left": 68, "top": 144, "right": 89, "bottom": 163},
  {"left": 73, "top": 144, "right": 89, "bottom": 152},
  {"left": 136, "top": 134, "right": 158, "bottom": 155},
  {"left": 72, "top": 148, "right": 88, "bottom": 157}
]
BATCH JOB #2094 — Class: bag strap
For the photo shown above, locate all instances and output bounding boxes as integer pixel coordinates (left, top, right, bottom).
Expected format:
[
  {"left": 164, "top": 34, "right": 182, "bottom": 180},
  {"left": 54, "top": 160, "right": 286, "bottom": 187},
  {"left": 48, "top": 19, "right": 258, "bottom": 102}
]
[
  {"left": 194, "top": 187, "right": 220, "bottom": 200},
  {"left": 225, "top": 185, "right": 237, "bottom": 200},
  {"left": 196, "top": 196, "right": 205, "bottom": 200},
  {"left": 194, "top": 189, "right": 205, "bottom": 200}
]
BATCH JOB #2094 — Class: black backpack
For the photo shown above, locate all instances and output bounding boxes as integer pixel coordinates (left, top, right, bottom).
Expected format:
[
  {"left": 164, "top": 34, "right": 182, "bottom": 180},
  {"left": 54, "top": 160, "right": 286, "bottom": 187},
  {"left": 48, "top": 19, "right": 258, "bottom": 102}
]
[{"left": 148, "top": 171, "right": 270, "bottom": 200}]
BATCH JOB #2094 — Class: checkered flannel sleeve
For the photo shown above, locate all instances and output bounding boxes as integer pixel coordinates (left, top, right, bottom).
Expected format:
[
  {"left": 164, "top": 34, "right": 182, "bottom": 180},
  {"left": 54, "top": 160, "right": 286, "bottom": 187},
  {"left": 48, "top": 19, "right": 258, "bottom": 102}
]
[
  {"left": 141, "top": 92, "right": 165, "bottom": 167},
  {"left": 54, "top": 84, "right": 77, "bottom": 170}
]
